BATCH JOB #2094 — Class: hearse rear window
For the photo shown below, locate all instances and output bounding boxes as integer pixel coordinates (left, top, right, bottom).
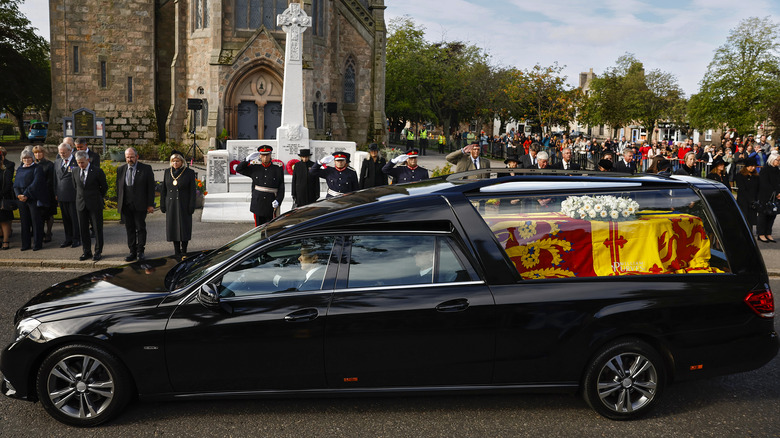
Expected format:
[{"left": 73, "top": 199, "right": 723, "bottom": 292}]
[{"left": 471, "top": 188, "right": 730, "bottom": 279}]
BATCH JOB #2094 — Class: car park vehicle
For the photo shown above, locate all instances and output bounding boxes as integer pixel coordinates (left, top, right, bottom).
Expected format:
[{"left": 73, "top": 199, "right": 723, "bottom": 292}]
[
  {"left": 1, "top": 169, "right": 777, "bottom": 426},
  {"left": 28, "top": 121, "right": 48, "bottom": 142}
]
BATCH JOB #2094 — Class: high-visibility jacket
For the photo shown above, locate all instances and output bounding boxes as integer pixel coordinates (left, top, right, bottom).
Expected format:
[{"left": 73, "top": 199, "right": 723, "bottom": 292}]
[
  {"left": 406, "top": 130, "right": 415, "bottom": 140},
  {"left": 438, "top": 135, "right": 445, "bottom": 145},
  {"left": 420, "top": 129, "right": 428, "bottom": 139}
]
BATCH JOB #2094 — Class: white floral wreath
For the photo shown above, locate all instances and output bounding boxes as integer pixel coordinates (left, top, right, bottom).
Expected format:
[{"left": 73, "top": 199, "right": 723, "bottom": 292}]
[{"left": 560, "top": 195, "right": 640, "bottom": 221}]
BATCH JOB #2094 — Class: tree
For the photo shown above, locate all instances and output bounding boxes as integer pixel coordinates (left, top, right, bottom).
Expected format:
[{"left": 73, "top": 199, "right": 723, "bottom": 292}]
[
  {"left": 505, "top": 63, "right": 578, "bottom": 132},
  {"left": 583, "top": 54, "right": 683, "bottom": 140},
  {"left": 688, "top": 17, "right": 780, "bottom": 135},
  {"left": 0, "top": 0, "right": 51, "bottom": 140}
]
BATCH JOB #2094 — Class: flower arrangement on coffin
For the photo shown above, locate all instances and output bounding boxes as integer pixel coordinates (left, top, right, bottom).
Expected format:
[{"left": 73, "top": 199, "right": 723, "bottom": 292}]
[{"left": 560, "top": 195, "right": 639, "bottom": 221}]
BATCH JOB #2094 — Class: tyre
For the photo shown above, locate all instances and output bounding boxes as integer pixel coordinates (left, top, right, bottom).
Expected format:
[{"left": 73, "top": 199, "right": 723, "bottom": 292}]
[
  {"left": 36, "top": 344, "right": 133, "bottom": 427},
  {"left": 582, "top": 339, "right": 665, "bottom": 420}
]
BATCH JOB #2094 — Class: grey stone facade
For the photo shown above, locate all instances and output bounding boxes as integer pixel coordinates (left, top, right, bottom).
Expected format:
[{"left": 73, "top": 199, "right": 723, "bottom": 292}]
[{"left": 48, "top": 0, "right": 387, "bottom": 149}]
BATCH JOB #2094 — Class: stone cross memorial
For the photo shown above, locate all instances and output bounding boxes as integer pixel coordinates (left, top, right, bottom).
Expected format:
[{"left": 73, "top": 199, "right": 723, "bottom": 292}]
[{"left": 204, "top": 2, "right": 359, "bottom": 223}]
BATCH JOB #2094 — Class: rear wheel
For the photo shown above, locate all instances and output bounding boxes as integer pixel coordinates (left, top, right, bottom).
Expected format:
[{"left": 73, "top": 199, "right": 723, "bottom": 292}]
[
  {"left": 582, "top": 339, "right": 665, "bottom": 420},
  {"left": 36, "top": 344, "right": 132, "bottom": 427}
]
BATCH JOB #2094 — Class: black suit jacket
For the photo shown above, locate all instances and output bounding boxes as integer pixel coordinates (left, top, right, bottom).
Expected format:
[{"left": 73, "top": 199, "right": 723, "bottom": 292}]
[
  {"left": 552, "top": 160, "right": 581, "bottom": 171},
  {"left": 86, "top": 149, "right": 101, "bottom": 168},
  {"left": 613, "top": 159, "right": 636, "bottom": 174},
  {"left": 520, "top": 154, "right": 537, "bottom": 169},
  {"left": 72, "top": 165, "right": 107, "bottom": 212},
  {"left": 117, "top": 162, "right": 156, "bottom": 213},
  {"left": 54, "top": 156, "right": 79, "bottom": 202}
]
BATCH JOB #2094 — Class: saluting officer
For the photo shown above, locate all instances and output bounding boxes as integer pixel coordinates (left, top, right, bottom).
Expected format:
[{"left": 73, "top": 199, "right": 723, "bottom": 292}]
[
  {"left": 382, "top": 148, "right": 429, "bottom": 183},
  {"left": 236, "top": 145, "right": 285, "bottom": 226},
  {"left": 310, "top": 151, "right": 359, "bottom": 198}
]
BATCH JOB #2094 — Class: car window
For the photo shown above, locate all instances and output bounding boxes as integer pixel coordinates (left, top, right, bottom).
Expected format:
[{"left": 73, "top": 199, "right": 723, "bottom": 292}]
[
  {"left": 470, "top": 187, "right": 730, "bottom": 280},
  {"left": 218, "top": 236, "right": 335, "bottom": 298},
  {"left": 347, "top": 235, "right": 470, "bottom": 288},
  {"left": 31, "top": 123, "right": 47, "bottom": 130}
]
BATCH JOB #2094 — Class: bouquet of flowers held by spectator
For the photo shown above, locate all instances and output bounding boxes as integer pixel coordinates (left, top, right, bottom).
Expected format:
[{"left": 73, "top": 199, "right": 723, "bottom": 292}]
[{"left": 560, "top": 195, "right": 639, "bottom": 221}]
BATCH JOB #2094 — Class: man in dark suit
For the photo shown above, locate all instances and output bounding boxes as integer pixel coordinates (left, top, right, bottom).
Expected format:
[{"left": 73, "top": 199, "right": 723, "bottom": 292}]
[
  {"left": 553, "top": 147, "right": 581, "bottom": 171},
  {"left": 54, "top": 142, "right": 81, "bottom": 248},
  {"left": 291, "top": 148, "right": 319, "bottom": 207},
  {"left": 613, "top": 149, "right": 637, "bottom": 174},
  {"left": 74, "top": 137, "right": 100, "bottom": 167},
  {"left": 520, "top": 143, "right": 540, "bottom": 169},
  {"left": 117, "top": 147, "right": 156, "bottom": 261},
  {"left": 72, "top": 151, "right": 107, "bottom": 261}
]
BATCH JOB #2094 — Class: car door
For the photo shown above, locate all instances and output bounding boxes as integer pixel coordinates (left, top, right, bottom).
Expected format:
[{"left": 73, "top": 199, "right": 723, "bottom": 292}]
[
  {"left": 324, "top": 233, "right": 496, "bottom": 388},
  {"left": 165, "top": 236, "right": 339, "bottom": 392}
]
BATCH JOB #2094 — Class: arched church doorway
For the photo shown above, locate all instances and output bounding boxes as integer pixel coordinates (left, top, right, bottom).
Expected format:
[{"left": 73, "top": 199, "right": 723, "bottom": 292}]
[{"left": 226, "top": 65, "right": 283, "bottom": 140}]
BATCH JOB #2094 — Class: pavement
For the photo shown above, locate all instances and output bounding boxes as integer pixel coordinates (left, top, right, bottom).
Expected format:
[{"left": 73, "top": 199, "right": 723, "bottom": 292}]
[{"left": 2, "top": 144, "right": 780, "bottom": 276}]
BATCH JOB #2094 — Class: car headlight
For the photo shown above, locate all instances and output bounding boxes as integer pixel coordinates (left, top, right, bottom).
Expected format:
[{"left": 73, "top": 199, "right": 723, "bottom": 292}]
[{"left": 15, "top": 318, "right": 44, "bottom": 343}]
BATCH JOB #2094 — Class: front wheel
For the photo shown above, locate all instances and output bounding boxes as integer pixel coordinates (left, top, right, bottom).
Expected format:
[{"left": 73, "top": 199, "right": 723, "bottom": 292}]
[
  {"left": 582, "top": 339, "right": 665, "bottom": 420},
  {"left": 36, "top": 344, "right": 133, "bottom": 427}
]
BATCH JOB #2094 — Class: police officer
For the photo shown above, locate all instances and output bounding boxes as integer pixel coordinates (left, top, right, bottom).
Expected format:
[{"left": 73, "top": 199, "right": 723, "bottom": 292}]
[
  {"left": 359, "top": 143, "right": 388, "bottom": 189},
  {"left": 236, "top": 145, "right": 285, "bottom": 226},
  {"left": 382, "top": 148, "right": 429, "bottom": 183},
  {"left": 419, "top": 127, "right": 428, "bottom": 155},
  {"left": 405, "top": 128, "right": 415, "bottom": 150},
  {"left": 310, "top": 151, "right": 358, "bottom": 198}
]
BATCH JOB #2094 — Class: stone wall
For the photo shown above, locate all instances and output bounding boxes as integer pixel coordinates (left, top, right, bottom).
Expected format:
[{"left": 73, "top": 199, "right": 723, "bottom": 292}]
[{"left": 48, "top": 0, "right": 157, "bottom": 145}]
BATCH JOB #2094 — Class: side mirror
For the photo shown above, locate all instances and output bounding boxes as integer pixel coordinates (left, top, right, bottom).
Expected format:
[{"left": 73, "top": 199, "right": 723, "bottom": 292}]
[{"left": 198, "top": 282, "right": 220, "bottom": 307}]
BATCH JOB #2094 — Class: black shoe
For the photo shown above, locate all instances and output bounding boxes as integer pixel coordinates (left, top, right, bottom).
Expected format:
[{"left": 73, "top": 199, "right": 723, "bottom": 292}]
[
  {"left": 93, "top": 252, "right": 102, "bottom": 261},
  {"left": 79, "top": 253, "right": 93, "bottom": 261},
  {"left": 137, "top": 252, "right": 146, "bottom": 261},
  {"left": 60, "top": 241, "right": 72, "bottom": 248},
  {"left": 20, "top": 247, "right": 30, "bottom": 251},
  {"left": 72, "top": 241, "right": 81, "bottom": 248},
  {"left": 125, "top": 253, "right": 137, "bottom": 262},
  {"left": 33, "top": 246, "right": 42, "bottom": 251},
  {"left": 43, "top": 234, "right": 52, "bottom": 243}
]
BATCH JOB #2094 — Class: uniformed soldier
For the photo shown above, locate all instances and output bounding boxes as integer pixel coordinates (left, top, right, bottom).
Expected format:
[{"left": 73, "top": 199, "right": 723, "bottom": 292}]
[
  {"left": 382, "top": 148, "right": 429, "bottom": 183},
  {"left": 310, "top": 151, "right": 359, "bottom": 198},
  {"left": 236, "top": 145, "right": 285, "bottom": 226},
  {"left": 291, "top": 148, "right": 320, "bottom": 207},
  {"left": 359, "top": 143, "right": 388, "bottom": 189}
]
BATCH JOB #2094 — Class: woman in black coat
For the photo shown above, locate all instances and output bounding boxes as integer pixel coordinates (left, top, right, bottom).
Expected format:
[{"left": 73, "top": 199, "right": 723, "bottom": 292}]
[
  {"left": 706, "top": 157, "right": 729, "bottom": 187},
  {"left": 674, "top": 152, "right": 698, "bottom": 176},
  {"left": 160, "top": 152, "right": 196, "bottom": 256},
  {"left": 0, "top": 147, "right": 15, "bottom": 250},
  {"left": 13, "top": 149, "right": 46, "bottom": 251},
  {"left": 735, "top": 157, "right": 759, "bottom": 234},
  {"left": 33, "top": 145, "right": 57, "bottom": 242},
  {"left": 757, "top": 153, "right": 780, "bottom": 243}
]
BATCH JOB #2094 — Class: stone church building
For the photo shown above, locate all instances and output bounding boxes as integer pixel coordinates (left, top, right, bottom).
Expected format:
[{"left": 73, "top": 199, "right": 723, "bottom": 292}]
[{"left": 48, "top": 0, "right": 387, "bottom": 148}]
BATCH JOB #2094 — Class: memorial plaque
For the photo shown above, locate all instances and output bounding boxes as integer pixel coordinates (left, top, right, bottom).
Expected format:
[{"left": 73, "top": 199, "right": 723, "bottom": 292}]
[
  {"left": 74, "top": 110, "right": 95, "bottom": 137},
  {"left": 207, "top": 150, "right": 229, "bottom": 194}
]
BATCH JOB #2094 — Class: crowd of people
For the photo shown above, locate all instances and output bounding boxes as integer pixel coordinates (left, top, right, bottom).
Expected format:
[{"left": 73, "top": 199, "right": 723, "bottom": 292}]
[{"left": 0, "top": 139, "right": 198, "bottom": 260}]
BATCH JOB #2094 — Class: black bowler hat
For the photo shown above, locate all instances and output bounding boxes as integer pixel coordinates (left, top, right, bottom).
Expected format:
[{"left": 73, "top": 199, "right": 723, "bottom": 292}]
[
  {"left": 711, "top": 156, "right": 726, "bottom": 168},
  {"left": 257, "top": 145, "right": 273, "bottom": 154},
  {"left": 745, "top": 156, "right": 758, "bottom": 167},
  {"left": 656, "top": 159, "right": 671, "bottom": 172},
  {"left": 598, "top": 159, "right": 613, "bottom": 171},
  {"left": 333, "top": 151, "right": 350, "bottom": 161},
  {"left": 298, "top": 148, "right": 311, "bottom": 157},
  {"left": 368, "top": 143, "right": 379, "bottom": 151},
  {"left": 504, "top": 155, "right": 519, "bottom": 164}
]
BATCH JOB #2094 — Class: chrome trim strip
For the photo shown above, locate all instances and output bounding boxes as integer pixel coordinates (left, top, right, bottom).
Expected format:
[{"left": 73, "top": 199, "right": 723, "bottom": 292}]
[{"left": 332, "top": 281, "right": 485, "bottom": 294}]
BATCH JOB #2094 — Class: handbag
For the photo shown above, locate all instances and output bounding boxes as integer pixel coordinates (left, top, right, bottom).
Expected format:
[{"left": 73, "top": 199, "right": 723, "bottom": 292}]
[
  {"left": 0, "top": 198, "right": 13, "bottom": 211},
  {"left": 764, "top": 192, "right": 780, "bottom": 216}
]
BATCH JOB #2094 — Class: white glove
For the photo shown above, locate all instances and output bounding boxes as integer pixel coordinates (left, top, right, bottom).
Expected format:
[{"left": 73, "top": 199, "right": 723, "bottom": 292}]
[
  {"left": 246, "top": 152, "right": 260, "bottom": 162},
  {"left": 272, "top": 200, "right": 279, "bottom": 209},
  {"left": 392, "top": 154, "right": 409, "bottom": 164},
  {"left": 319, "top": 155, "right": 335, "bottom": 165}
]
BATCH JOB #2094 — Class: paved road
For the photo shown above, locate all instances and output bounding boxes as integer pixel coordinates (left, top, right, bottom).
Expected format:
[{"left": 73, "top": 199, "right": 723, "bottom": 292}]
[{"left": 0, "top": 270, "right": 778, "bottom": 437}]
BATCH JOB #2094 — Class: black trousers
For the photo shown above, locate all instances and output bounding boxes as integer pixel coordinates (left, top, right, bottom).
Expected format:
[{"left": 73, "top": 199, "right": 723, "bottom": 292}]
[
  {"left": 16, "top": 200, "right": 43, "bottom": 250},
  {"left": 78, "top": 207, "right": 103, "bottom": 254},
  {"left": 757, "top": 213, "right": 776, "bottom": 236},
  {"left": 122, "top": 204, "right": 148, "bottom": 254},
  {"left": 59, "top": 200, "right": 80, "bottom": 244}
]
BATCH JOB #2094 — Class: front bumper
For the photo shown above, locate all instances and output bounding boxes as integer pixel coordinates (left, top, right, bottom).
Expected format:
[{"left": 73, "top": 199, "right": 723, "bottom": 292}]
[{"left": 0, "top": 340, "right": 41, "bottom": 402}]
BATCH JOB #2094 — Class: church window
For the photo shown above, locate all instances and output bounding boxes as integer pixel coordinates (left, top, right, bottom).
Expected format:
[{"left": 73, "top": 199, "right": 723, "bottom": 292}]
[
  {"left": 73, "top": 46, "right": 79, "bottom": 73},
  {"left": 195, "top": 0, "right": 210, "bottom": 29},
  {"left": 127, "top": 77, "right": 133, "bottom": 103},
  {"left": 312, "top": 0, "right": 324, "bottom": 36},
  {"left": 344, "top": 58, "right": 356, "bottom": 104},
  {"left": 200, "top": 100, "right": 209, "bottom": 127},
  {"left": 236, "top": 0, "right": 284, "bottom": 31},
  {"left": 100, "top": 61, "right": 107, "bottom": 88}
]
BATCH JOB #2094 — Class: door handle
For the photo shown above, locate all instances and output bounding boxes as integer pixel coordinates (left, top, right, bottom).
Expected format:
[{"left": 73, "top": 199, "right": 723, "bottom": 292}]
[
  {"left": 435, "top": 298, "right": 469, "bottom": 313},
  {"left": 284, "top": 308, "right": 319, "bottom": 322}
]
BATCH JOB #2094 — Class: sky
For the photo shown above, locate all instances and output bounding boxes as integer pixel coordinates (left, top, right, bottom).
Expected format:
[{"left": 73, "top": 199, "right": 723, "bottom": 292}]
[{"left": 18, "top": 0, "right": 780, "bottom": 97}]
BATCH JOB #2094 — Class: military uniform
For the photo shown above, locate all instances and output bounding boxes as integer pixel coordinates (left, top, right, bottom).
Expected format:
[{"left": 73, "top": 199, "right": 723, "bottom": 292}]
[
  {"left": 310, "top": 151, "right": 359, "bottom": 198},
  {"left": 236, "top": 145, "right": 285, "bottom": 226},
  {"left": 382, "top": 149, "right": 429, "bottom": 183}
]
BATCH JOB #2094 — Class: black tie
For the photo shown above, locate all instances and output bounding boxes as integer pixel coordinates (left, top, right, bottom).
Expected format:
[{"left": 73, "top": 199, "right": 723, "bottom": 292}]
[{"left": 81, "top": 169, "right": 87, "bottom": 184}]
